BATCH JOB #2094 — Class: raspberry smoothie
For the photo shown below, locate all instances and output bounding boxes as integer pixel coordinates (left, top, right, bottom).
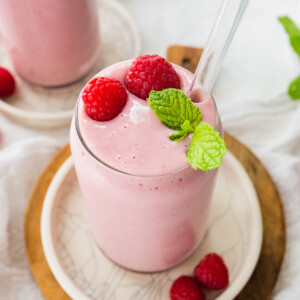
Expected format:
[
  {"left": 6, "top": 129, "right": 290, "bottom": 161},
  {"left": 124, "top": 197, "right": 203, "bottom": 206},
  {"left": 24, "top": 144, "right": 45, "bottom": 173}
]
[
  {"left": 0, "top": 0, "right": 100, "bottom": 86},
  {"left": 70, "top": 58, "right": 222, "bottom": 272}
]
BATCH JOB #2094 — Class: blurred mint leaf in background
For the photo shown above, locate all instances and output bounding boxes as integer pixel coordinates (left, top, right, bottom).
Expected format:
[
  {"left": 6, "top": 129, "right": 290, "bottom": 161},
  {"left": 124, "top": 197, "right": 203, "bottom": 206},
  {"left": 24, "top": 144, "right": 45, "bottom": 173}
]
[
  {"left": 279, "top": 16, "right": 300, "bottom": 100},
  {"left": 279, "top": 16, "right": 300, "bottom": 37},
  {"left": 288, "top": 75, "right": 300, "bottom": 100},
  {"left": 279, "top": 16, "right": 300, "bottom": 57},
  {"left": 290, "top": 36, "right": 300, "bottom": 58}
]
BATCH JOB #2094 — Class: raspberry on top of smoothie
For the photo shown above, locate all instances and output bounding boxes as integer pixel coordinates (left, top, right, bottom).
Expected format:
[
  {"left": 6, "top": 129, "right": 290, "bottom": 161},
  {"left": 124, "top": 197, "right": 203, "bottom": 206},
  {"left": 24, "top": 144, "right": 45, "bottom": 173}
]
[
  {"left": 82, "top": 77, "right": 127, "bottom": 121},
  {"left": 126, "top": 54, "right": 180, "bottom": 99},
  {"left": 80, "top": 54, "right": 226, "bottom": 174}
]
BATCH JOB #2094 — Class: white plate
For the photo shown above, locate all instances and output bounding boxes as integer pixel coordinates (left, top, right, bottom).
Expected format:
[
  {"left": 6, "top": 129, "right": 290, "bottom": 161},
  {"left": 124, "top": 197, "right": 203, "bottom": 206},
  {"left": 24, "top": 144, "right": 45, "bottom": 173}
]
[
  {"left": 41, "top": 152, "right": 262, "bottom": 300},
  {"left": 0, "top": 0, "right": 141, "bottom": 128}
]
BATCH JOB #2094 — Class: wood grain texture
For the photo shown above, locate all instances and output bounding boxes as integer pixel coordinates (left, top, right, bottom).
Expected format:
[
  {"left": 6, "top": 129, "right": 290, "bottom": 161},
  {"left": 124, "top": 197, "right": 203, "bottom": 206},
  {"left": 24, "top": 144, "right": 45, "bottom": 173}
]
[
  {"left": 24, "top": 46, "right": 285, "bottom": 300},
  {"left": 166, "top": 45, "right": 286, "bottom": 299},
  {"left": 166, "top": 45, "right": 203, "bottom": 73},
  {"left": 225, "top": 133, "right": 285, "bottom": 300},
  {"left": 24, "top": 145, "right": 72, "bottom": 300}
]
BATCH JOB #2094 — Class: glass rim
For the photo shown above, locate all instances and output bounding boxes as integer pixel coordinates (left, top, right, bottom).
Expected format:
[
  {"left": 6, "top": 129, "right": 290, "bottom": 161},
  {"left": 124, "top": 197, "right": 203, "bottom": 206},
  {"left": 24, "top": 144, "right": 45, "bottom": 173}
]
[{"left": 74, "top": 66, "right": 220, "bottom": 178}]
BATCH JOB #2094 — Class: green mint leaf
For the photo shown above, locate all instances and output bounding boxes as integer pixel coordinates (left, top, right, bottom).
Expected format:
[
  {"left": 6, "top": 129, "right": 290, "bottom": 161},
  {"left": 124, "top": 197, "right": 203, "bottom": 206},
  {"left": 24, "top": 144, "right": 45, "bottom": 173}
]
[
  {"left": 279, "top": 16, "right": 300, "bottom": 57},
  {"left": 288, "top": 75, "right": 300, "bottom": 100},
  {"left": 147, "top": 89, "right": 202, "bottom": 130},
  {"left": 279, "top": 16, "right": 300, "bottom": 37},
  {"left": 170, "top": 120, "right": 194, "bottom": 142},
  {"left": 186, "top": 122, "right": 226, "bottom": 172}
]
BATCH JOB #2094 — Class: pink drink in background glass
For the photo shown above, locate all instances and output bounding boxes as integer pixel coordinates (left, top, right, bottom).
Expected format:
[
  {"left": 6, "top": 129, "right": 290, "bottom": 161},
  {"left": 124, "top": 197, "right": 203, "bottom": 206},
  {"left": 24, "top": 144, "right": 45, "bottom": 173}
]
[
  {"left": 70, "top": 60, "right": 222, "bottom": 272},
  {"left": 0, "top": 0, "right": 100, "bottom": 87}
]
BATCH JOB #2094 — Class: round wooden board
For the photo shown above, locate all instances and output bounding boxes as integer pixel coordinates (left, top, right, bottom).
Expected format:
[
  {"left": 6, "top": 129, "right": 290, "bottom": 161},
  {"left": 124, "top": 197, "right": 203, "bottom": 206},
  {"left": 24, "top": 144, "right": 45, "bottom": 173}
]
[{"left": 25, "top": 133, "right": 285, "bottom": 300}]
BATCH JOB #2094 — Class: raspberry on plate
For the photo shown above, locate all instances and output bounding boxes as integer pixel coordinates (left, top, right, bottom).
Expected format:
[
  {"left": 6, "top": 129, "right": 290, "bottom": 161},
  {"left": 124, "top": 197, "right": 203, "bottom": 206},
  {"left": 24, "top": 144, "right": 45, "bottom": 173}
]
[
  {"left": 82, "top": 77, "right": 127, "bottom": 121},
  {"left": 194, "top": 253, "right": 229, "bottom": 290},
  {"left": 0, "top": 67, "right": 16, "bottom": 97},
  {"left": 126, "top": 54, "right": 180, "bottom": 99},
  {"left": 170, "top": 275, "right": 205, "bottom": 300}
]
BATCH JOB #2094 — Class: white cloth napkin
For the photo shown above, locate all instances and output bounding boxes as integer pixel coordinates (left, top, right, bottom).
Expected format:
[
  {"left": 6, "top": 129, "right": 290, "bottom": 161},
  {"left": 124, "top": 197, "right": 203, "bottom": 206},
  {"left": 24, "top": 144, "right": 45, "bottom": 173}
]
[
  {"left": 0, "top": 93, "right": 299, "bottom": 299},
  {"left": 219, "top": 93, "right": 300, "bottom": 299},
  {"left": 0, "top": 137, "right": 60, "bottom": 300}
]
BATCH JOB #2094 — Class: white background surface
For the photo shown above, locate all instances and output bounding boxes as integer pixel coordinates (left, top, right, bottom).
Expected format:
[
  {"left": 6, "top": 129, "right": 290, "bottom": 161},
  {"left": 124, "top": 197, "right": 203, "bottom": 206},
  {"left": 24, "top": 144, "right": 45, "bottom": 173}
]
[{"left": 0, "top": 0, "right": 299, "bottom": 299}]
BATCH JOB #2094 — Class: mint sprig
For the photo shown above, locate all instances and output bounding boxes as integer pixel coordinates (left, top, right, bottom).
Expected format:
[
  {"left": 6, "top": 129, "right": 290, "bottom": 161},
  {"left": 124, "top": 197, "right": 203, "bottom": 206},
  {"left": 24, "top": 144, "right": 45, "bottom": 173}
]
[
  {"left": 279, "top": 16, "right": 300, "bottom": 48},
  {"left": 279, "top": 16, "right": 300, "bottom": 100},
  {"left": 147, "top": 88, "right": 226, "bottom": 171}
]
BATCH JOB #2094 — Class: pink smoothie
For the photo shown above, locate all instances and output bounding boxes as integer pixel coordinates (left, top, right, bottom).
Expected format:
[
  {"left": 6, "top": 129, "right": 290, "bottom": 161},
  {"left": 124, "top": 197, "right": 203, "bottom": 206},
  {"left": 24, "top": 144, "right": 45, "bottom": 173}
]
[
  {"left": 70, "top": 61, "right": 222, "bottom": 272},
  {"left": 0, "top": 0, "right": 100, "bottom": 86}
]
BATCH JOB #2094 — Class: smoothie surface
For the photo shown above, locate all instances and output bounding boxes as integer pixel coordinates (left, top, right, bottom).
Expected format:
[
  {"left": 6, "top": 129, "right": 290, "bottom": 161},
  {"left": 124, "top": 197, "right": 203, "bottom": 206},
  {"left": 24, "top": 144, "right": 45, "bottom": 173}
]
[{"left": 78, "top": 61, "right": 217, "bottom": 175}]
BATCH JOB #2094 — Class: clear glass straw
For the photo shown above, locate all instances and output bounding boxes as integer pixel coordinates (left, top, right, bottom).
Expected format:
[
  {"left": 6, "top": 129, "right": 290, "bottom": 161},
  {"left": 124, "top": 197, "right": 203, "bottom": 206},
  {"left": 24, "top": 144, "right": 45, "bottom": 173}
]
[{"left": 189, "top": 0, "right": 249, "bottom": 102}]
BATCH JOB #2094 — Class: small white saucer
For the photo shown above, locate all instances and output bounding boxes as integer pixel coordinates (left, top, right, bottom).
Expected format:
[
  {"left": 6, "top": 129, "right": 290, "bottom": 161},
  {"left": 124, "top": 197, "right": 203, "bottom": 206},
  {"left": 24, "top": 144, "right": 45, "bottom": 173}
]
[
  {"left": 41, "top": 152, "right": 262, "bottom": 300},
  {"left": 0, "top": 0, "right": 141, "bottom": 128}
]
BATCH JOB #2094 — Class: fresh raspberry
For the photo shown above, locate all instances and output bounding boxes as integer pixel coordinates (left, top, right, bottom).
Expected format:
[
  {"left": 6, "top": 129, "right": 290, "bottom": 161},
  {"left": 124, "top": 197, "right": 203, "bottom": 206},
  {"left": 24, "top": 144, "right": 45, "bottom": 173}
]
[
  {"left": 82, "top": 77, "right": 127, "bottom": 121},
  {"left": 194, "top": 253, "right": 229, "bottom": 290},
  {"left": 0, "top": 67, "right": 16, "bottom": 97},
  {"left": 170, "top": 276, "right": 205, "bottom": 300},
  {"left": 126, "top": 54, "right": 180, "bottom": 99}
]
